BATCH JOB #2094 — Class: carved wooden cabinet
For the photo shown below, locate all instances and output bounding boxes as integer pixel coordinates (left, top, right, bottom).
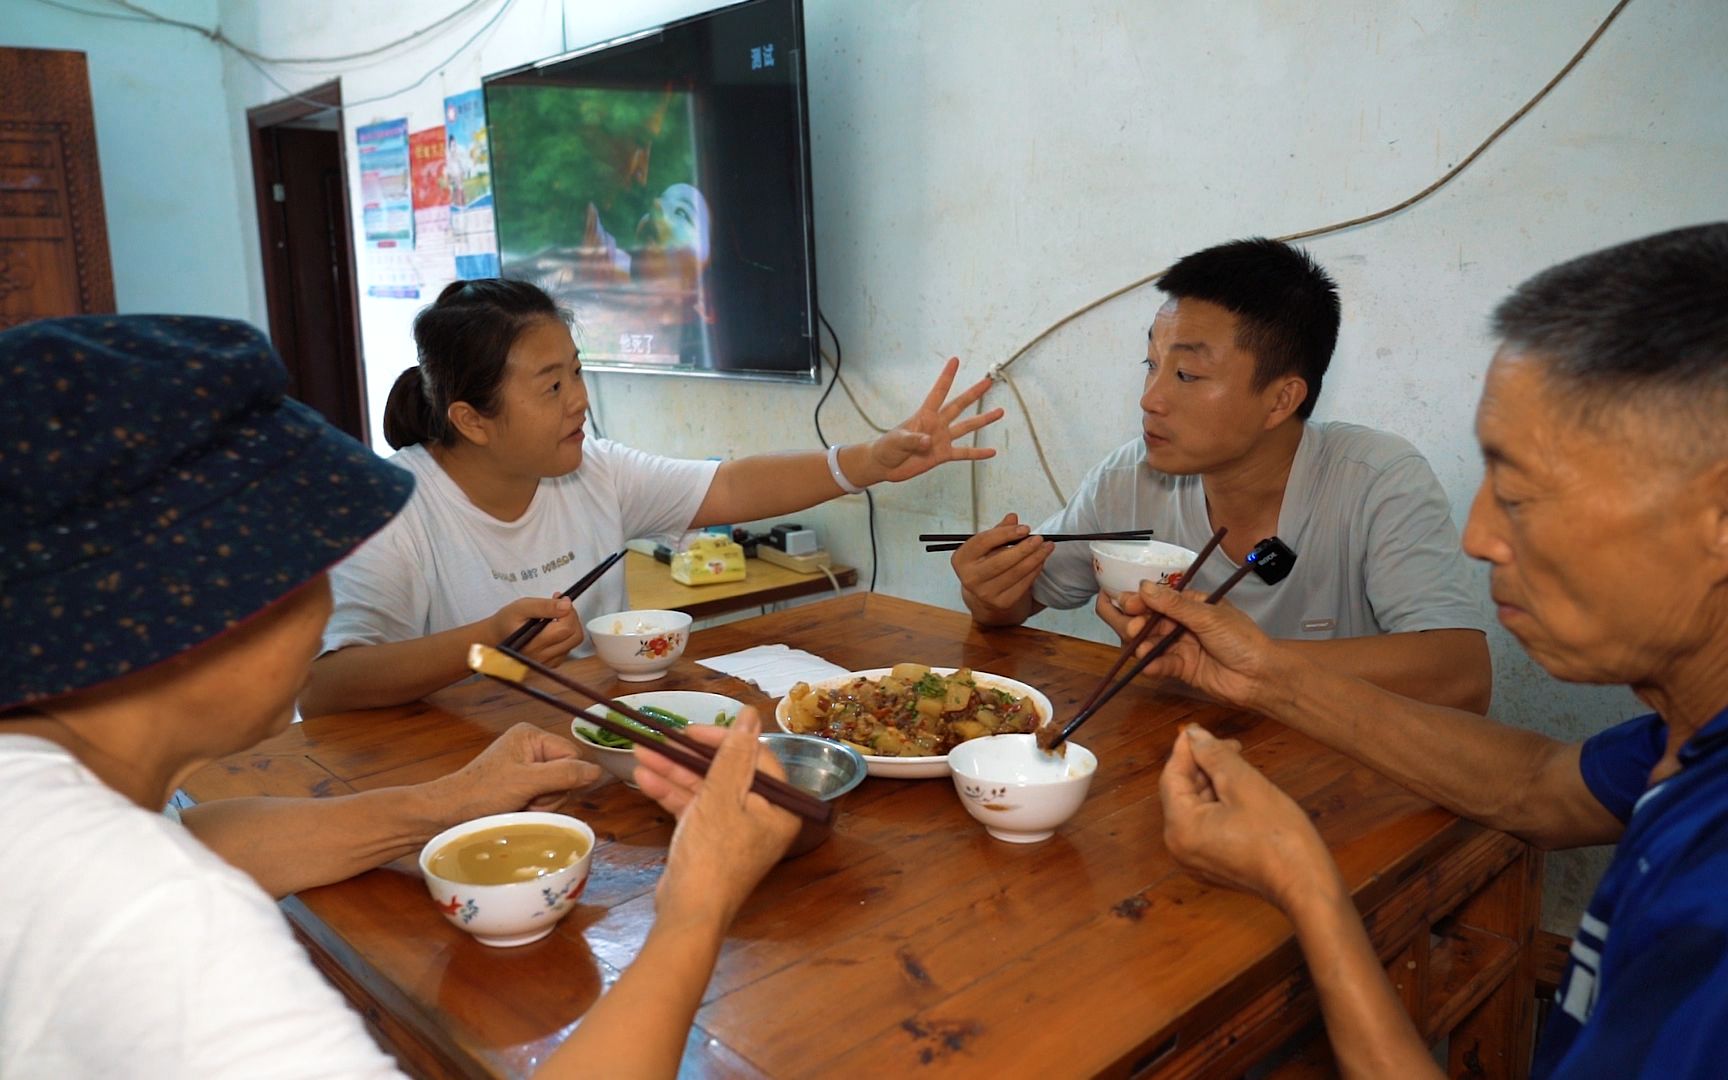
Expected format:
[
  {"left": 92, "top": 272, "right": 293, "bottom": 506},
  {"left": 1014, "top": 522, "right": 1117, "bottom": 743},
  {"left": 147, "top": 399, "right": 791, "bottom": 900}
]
[{"left": 0, "top": 47, "right": 115, "bottom": 329}]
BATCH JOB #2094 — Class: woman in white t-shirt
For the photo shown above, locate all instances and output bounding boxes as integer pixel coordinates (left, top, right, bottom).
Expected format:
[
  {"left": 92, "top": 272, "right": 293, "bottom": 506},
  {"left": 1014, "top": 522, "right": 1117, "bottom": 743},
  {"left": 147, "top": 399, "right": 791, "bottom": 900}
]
[{"left": 302, "top": 278, "right": 1002, "bottom": 716}]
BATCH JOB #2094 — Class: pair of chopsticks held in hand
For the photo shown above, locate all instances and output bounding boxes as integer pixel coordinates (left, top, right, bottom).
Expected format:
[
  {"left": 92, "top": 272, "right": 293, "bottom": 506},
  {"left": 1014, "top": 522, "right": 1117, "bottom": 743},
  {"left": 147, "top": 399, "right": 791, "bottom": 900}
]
[
  {"left": 497, "top": 549, "right": 626, "bottom": 652},
  {"left": 1039, "top": 528, "right": 1298, "bottom": 751},
  {"left": 468, "top": 644, "right": 831, "bottom": 826},
  {"left": 920, "top": 528, "right": 1153, "bottom": 554}
]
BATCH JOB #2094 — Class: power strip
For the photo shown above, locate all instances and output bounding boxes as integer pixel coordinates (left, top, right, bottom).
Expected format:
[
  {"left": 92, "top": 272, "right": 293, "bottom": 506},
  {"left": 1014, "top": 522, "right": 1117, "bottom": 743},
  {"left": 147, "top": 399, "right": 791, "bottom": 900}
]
[{"left": 757, "top": 546, "right": 832, "bottom": 574}]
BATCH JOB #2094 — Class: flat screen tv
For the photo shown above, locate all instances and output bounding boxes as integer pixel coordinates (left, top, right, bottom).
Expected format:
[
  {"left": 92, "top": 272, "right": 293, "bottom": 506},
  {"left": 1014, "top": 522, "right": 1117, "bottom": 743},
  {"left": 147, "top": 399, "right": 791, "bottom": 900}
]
[{"left": 485, "top": 0, "right": 818, "bottom": 383}]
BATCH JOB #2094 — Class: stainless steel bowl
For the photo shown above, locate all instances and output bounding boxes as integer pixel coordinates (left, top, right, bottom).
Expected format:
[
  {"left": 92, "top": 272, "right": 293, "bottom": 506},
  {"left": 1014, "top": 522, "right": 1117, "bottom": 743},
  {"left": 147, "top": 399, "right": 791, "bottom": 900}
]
[{"left": 758, "top": 733, "right": 867, "bottom": 858}]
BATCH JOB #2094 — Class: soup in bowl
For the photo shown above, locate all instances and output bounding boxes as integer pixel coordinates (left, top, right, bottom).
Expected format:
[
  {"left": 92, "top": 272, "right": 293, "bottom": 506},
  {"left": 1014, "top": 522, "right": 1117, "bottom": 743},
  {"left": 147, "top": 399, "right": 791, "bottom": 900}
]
[{"left": 419, "top": 811, "right": 596, "bottom": 947}]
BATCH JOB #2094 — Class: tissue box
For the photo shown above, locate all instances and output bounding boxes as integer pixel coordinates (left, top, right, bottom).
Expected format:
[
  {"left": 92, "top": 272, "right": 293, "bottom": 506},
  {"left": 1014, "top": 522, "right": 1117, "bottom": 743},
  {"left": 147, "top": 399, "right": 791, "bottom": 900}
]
[{"left": 671, "top": 534, "right": 747, "bottom": 586}]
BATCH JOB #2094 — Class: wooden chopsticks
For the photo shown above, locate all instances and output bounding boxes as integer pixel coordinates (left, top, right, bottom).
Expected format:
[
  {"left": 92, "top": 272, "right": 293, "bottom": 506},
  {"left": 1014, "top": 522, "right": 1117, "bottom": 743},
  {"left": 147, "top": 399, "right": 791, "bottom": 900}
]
[
  {"left": 469, "top": 644, "right": 833, "bottom": 825},
  {"left": 499, "top": 549, "right": 626, "bottom": 652},
  {"left": 1042, "top": 528, "right": 1257, "bottom": 751},
  {"left": 921, "top": 528, "right": 1154, "bottom": 553}
]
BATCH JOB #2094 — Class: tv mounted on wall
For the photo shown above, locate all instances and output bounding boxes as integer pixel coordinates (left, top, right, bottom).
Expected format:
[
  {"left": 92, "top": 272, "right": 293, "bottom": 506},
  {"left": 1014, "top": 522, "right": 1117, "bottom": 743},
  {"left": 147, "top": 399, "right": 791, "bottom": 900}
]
[{"left": 485, "top": 0, "right": 818, "bottom": 383}]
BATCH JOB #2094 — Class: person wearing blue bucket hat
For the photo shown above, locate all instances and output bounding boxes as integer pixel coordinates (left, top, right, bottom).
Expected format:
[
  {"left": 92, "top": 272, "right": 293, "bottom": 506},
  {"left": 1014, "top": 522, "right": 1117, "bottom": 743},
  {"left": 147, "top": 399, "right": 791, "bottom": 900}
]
[
  {"left": 0, "top": 315, "right": 415, "bottom": 706},
  {"left": 0, "top": 316, "right": 806, "bottom": 1075}
]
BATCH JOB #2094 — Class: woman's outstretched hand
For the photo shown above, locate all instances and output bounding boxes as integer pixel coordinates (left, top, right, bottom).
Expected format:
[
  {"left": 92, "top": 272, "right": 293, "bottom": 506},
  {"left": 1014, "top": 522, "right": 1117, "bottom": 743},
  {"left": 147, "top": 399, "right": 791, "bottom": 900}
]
[{"left": 867, "top": 357, "right": 1004, "bottom": 482}]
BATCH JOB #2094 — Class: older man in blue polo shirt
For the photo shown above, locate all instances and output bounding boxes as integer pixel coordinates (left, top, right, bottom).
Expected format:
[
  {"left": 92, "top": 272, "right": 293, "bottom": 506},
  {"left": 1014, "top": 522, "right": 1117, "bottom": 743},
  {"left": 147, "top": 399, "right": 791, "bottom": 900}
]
[{"left": 1128, "top": 222, "right": 1728, "bottom": 1077}]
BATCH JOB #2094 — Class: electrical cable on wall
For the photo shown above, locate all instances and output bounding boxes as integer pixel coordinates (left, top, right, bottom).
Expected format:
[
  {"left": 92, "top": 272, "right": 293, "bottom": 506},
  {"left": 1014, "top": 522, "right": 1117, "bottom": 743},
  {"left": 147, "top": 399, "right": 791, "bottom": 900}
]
[
  {"left": 238, "top": 0, "right": 517, "bottom": 112},
  {"left": 31, "top": 0, "right": 154, "bottom": 23},
  {"left": 811, "top": 311, "right": 843, "bottom": 451},
  {"left": 93, "top": 0, "right": 497, "bottom": 65},
  {"left": 956, "top": 0, "right": 1634, "bottom": 531},
  {"left": 835, "top": 373, "right": 890, "bottom": 434},
  {"left": 40, "top": 0, "right": 517, "bottom": 111},
  {"left": 814, "top": 309, "right": 879, "bottom": 593}
]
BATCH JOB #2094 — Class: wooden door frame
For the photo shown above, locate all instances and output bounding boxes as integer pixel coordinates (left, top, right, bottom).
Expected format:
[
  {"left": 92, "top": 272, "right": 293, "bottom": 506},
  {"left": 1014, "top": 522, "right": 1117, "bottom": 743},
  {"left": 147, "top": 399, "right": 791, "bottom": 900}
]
[{"left": 246, "top": 81, "right": 369, "bottom": 444}]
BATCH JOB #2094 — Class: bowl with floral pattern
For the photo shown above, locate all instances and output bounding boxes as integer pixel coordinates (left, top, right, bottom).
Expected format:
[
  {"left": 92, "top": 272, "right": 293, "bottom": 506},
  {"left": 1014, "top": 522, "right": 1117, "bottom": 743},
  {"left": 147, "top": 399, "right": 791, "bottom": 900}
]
[
  {"left": 418, "top": 811, "right": 595, "bottom": 947},
  {"left": 588, "top": 609, "right": 693, "bottom": 681}
]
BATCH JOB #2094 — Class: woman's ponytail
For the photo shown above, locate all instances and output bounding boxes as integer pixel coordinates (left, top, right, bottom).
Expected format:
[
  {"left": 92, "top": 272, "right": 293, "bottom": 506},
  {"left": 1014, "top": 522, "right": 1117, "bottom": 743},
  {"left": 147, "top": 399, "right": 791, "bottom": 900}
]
[{"left": 381, "top": 366, "right": 442, "bottom": 449}]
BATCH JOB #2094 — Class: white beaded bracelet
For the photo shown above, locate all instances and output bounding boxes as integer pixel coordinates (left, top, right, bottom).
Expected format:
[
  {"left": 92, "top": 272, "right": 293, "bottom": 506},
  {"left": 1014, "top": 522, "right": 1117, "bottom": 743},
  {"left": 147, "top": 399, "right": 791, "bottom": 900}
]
[{"left": 826, "top": 442, "right": 866, "bottom": 495}]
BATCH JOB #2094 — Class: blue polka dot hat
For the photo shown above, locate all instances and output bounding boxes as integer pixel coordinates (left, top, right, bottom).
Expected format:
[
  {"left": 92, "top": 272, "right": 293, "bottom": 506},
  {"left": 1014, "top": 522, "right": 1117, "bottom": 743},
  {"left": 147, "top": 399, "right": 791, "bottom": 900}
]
[{"left": 0, "top": 315, "right": 414, "bottom": 709}]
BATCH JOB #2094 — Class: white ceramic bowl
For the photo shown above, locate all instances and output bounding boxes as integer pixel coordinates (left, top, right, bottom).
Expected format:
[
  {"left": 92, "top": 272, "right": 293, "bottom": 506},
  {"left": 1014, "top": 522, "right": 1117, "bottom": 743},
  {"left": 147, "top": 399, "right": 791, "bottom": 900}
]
[
  {"left": 588, "top": 609, "right": 694, "bottom": 681},
  {"left": 947, "top": 733, "right": 1098, "bottom": 843},
  {"left": 418, "top": 811, "right": 596, "bottom": 947},
  {"left": 1090, "top": 539, "right": 1200, "bottom": 608},
  {"left": 571, "top": 690, "right": 745, "bottom": 789},
  {"left": 774, "top": 668, "right": 1053, "bottom": 779}
]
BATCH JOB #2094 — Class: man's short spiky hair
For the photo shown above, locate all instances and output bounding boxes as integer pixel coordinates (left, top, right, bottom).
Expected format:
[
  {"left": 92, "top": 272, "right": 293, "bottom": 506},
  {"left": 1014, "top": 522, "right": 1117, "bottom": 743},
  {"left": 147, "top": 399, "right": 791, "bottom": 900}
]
[
  {"left": 1156, "top": 238, "right": 1341, "bottom": 419},
  {"left": 1491, "top": 222, "right": 1728, "bottom": 462}
]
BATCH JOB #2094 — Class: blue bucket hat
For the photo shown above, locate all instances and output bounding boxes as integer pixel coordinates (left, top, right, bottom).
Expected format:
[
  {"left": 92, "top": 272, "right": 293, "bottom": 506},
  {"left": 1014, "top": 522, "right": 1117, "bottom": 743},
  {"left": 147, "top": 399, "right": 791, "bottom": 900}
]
[{"left": 0, "top": 315, "right": 413, "bottom": 710}]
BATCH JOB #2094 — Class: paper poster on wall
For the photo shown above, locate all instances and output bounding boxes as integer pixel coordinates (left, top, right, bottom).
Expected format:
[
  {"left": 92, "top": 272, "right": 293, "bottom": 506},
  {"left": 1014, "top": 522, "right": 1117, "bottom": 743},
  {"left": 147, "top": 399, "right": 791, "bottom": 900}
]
[
  {"left": 409, "top": 125, "right": 456, "bottom": 293},
  {"left": 356, "top": 118, "right": 413, "bottom": 247},
  {"left": 366, "top": 249, "right": 422, "bottom": 299},
  {"left": 444, "top": 89, "right": 501, "bottom": 280}
]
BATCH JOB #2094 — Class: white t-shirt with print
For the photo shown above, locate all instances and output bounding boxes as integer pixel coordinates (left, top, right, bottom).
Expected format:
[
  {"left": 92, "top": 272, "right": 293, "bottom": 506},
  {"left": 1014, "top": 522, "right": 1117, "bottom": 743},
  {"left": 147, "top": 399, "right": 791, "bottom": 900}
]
[
  {"left": 324, "top": 438, "right": 719, "bottom": 657},
  {"left": 0, "top": 735, "right": 402, "bottom": 1079},
  {"left": 1031, "top": 422, "right": 1491, "bottom": 639}
]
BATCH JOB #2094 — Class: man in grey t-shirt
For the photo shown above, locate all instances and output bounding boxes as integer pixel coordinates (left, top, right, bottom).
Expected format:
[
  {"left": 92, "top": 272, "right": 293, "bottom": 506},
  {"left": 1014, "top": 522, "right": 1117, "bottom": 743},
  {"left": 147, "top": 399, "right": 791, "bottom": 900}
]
[{"left": 953, "top": 238, "right": 1493, "bottom": 711}]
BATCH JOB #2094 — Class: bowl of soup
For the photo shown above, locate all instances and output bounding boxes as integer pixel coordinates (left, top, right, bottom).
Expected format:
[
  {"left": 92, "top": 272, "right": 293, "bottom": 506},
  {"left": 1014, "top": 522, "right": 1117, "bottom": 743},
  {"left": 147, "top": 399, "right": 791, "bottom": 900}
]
[
  {"left": 1090, "top": 539, "right": 1199, "bottom": 609},
  {"left": 419, "top": 811, "right": 596, "bottom": 947},
  {"left": 588, "top": 609, "right": 694, "bottom": 681}
]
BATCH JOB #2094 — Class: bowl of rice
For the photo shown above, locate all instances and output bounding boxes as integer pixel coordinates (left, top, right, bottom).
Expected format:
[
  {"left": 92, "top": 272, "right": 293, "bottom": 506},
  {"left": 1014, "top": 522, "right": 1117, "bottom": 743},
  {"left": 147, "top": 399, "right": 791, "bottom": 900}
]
[{"left": 1090, "top": 539, "right": 1199, "bottom": 609}]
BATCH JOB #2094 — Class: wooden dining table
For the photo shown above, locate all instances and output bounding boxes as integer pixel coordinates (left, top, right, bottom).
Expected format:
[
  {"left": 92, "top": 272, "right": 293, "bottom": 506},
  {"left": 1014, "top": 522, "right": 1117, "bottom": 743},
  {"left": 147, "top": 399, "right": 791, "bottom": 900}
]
[{"left": 182, "top": 595, "right": 1542, "bottom": 1078}]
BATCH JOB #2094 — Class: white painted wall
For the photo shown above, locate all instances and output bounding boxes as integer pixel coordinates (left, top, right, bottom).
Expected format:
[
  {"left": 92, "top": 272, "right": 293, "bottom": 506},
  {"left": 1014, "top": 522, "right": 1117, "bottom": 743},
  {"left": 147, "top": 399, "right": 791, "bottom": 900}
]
[
  {"left": 26, "top": 0, "right": 1728, "bottom": 928},
  {"left": 4, "top": 0, "right": 253, "bottom": 319}
]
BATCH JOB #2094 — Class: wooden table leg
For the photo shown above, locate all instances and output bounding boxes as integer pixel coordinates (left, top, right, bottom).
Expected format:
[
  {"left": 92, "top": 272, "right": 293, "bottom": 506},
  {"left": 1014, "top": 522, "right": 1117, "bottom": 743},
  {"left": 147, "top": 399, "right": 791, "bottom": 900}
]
[{"left": 1444, "top": 845, "right": 1545, "bottom": 1079}]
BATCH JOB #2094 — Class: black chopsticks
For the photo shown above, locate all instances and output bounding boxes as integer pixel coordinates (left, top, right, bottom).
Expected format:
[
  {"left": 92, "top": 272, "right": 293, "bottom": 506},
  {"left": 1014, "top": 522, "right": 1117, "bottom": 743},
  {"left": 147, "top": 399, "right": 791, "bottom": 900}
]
[
  {"left": 921, "top": 528, "right": 1154, "bottom": 554},
  {"left": 1067, "top": 527, "right": 1226, "bottom": 724},
  {"left": 498, "top": 549, "right": 625, "bottom": 651},
  {"left": 1041, "top": 531, "right": 1290, "bottom": 752},
  {"left": 468, "top": 644, "right": 832, "bottom": 825}
]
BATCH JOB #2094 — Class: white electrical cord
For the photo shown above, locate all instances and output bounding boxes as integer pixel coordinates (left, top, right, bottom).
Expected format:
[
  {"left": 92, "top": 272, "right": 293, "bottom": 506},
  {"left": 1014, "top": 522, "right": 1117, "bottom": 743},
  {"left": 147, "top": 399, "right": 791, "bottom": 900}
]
[{"left": 817, "top": 564, "right": 843, "bottom": 597}]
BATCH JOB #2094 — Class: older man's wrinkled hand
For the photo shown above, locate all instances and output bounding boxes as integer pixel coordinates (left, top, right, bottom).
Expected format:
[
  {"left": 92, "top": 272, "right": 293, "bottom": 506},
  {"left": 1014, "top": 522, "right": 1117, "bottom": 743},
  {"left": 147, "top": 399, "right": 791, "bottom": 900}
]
[{"left": 1158, "top": 725, "right": 1336, "bottom": 912}]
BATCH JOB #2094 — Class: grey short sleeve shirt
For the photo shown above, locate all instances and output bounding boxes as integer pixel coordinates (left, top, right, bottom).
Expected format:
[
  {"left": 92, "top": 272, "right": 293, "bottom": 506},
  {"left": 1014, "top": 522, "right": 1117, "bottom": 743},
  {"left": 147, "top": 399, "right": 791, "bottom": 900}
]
[{"left": 1030, "top": 422, "right": 1490, "bottom": 640}]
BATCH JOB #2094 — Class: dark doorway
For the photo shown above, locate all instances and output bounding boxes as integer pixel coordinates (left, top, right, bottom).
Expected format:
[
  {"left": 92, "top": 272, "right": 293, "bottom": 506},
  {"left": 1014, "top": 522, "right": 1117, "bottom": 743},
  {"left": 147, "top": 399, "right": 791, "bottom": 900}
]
[{"left": 248, "top": 82, "right": 367, "bottom": 443}]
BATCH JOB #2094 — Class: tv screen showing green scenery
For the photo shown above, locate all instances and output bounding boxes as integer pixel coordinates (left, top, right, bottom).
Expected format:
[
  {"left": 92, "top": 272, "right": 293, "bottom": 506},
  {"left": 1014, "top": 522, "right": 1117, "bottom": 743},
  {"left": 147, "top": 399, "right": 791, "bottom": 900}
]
[{"left": 486, "top": 0, "right": 818, "bottom": 382}]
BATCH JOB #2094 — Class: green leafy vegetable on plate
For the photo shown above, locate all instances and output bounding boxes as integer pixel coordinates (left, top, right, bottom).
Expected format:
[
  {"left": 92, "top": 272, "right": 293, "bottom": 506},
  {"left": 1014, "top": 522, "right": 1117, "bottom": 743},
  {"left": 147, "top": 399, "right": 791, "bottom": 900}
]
[{"left": 576, "top": 704, "right": 736, "bottom": 748}]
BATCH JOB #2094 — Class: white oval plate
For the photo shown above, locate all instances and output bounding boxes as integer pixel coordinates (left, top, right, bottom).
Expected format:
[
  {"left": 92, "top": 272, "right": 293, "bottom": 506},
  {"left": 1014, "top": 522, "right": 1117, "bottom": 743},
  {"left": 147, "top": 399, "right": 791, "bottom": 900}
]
[{"left": 774, "top": 668, "right": 1052, "bottom": 779}]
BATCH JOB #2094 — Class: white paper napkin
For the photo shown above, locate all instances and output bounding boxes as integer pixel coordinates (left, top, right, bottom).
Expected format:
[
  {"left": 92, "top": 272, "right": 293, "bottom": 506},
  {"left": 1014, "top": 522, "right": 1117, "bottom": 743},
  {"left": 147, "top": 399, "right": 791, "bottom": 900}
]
[{"left": 696, "top": 644, "right": 851, "bottom": 698}]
